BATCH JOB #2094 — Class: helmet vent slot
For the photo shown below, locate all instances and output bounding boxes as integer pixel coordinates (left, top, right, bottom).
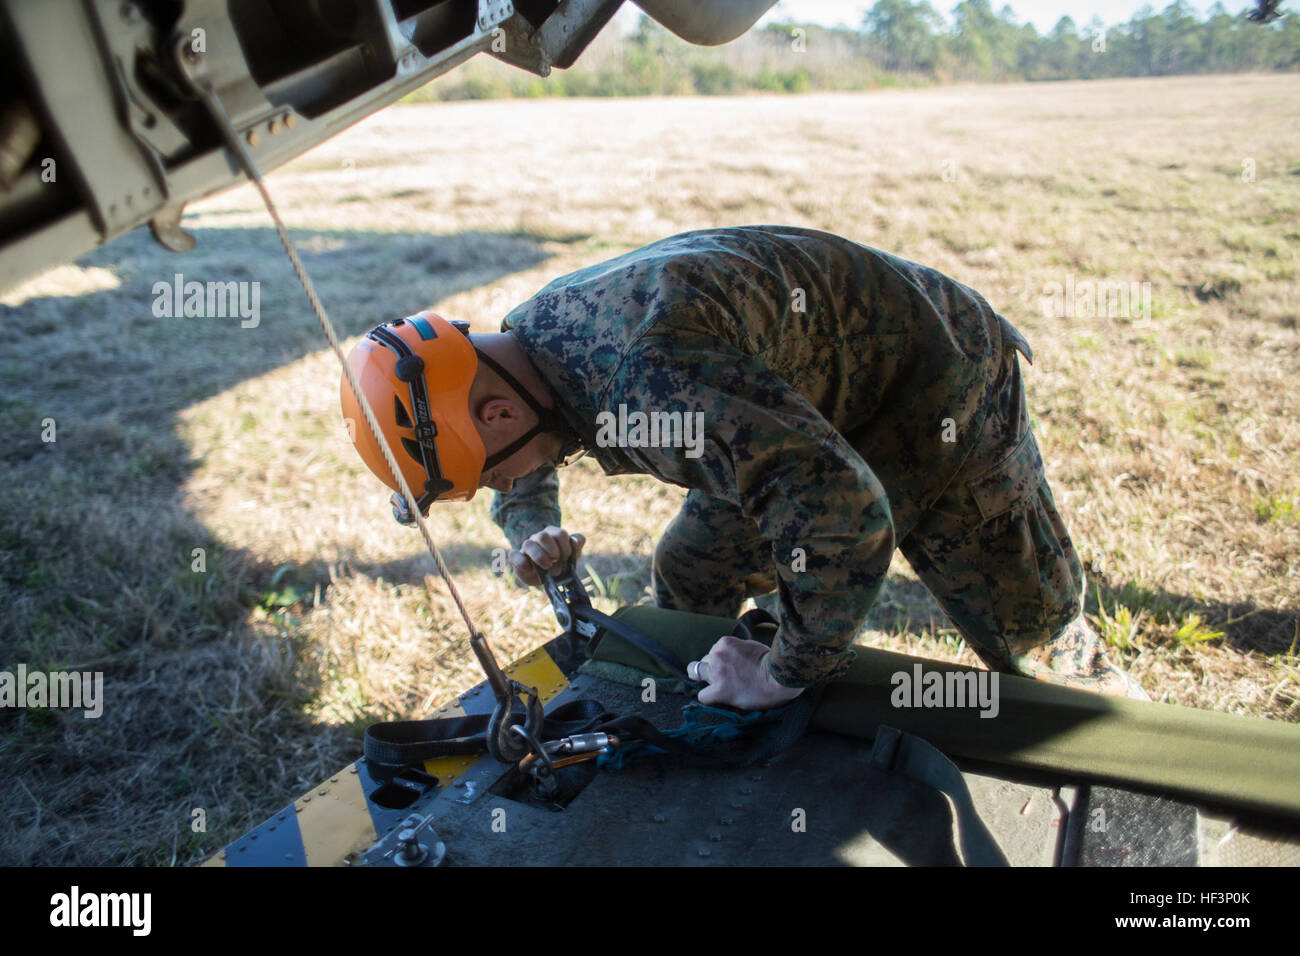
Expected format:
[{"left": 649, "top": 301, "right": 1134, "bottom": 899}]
[
  {"left": 401, "top": 437, "right": 424, "bottom": 463},
  {"left": 394, "top": 396, "right": 414, "bottom": 429}
]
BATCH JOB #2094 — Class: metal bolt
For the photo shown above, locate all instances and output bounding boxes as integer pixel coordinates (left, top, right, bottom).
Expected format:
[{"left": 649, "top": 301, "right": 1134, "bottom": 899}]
[
  {"left": 740, "top": 787, "right": 753, "bottom": 795},
  {"left": 246, "top": 130, "right": 259, "bottom": 147},
  {"left": 697, "top": 847, "right": 711, "bottom": 858},
  {"left": 395, "top": 828, "right": 428, "bottom": 866},
  {"left": 318, "top": 789, "right": 327, "bottom": 796},
  {"left": 330, "top": 777, "right": 339, "bottom": 784},
  {"left": 718, "top": 816, "right": 733, "bottom": 825},
  {"left": 730, "top": 801, "right": 744, "bottom": 809},
  {"left": 301, "top": 796, "right": 310, "bottom": 803},
  {"left": 348, "top": 765, "right": 357, "bottom": 773},
  {"left": 652, "top": 813, "right": 666, "bottom": 823},
  {"left": 709, "top": 833, "right": 723, "bottom": 842},
  {"left": 269, "top": 118, "right": 283, "bottom": 136}
]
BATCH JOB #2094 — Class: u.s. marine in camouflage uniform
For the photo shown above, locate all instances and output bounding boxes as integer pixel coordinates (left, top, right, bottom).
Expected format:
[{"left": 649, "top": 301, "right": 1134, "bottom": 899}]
[{"left": 487, "top": 224, "right": 1147, "bottom": 703}]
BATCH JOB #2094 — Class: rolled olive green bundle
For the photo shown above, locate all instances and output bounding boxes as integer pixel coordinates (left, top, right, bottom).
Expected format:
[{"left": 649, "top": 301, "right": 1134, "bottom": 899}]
[{"left": 588, "top": 605, "right": 1300, "bottom": 819}]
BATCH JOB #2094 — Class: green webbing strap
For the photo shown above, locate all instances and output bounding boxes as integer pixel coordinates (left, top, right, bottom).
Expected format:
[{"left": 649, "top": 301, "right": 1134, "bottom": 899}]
[
  {"left": 871, "top": 725, "right": 1008, "bottom": 866},
  {"left": 591, "top": 605, "right": 1300, "bottom": 819}
]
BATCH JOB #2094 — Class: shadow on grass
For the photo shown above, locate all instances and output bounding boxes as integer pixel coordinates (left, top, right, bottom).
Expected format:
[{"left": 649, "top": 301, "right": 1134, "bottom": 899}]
[
  {"left": 2, "top": 224, "right": 560, "bottom": 425},
  {"left": 0, "top": 223, "right": 567, "bottom": 864},
  {"left": 2, "top": 222, "right": 1297, "bottom": 866},
  {"left": 1084, "top": 579, "right": 1298, "bottom": 658}
]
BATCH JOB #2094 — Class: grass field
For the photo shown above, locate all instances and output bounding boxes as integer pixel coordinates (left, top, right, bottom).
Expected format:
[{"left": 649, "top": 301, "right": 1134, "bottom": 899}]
[{"left": 2, "top": 74, "right": 1298, "bottom": 865}]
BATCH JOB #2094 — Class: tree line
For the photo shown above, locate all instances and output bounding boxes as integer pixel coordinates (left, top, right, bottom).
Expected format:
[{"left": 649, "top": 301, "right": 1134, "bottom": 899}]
[
  {"left": 864, "top": 0, "right": 1297, "bottom": 80},
  {"left": 412, "top": 1, "right": 1297, "bottom": 101}
]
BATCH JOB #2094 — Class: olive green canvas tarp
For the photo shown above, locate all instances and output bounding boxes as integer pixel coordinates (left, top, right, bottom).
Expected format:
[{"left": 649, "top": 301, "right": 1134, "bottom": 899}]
[{"left": 585, "top": 605, "right": 1300, "bottom": 819}]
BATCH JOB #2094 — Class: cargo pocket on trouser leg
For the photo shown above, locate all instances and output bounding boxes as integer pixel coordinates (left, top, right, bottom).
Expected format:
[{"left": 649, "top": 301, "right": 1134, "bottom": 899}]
[
  {"left": 967, "top": 430, "right": 1084, "bottom": 663},
  {"left": 901, "top": 427, "right": 1080, "bottom": 674}
]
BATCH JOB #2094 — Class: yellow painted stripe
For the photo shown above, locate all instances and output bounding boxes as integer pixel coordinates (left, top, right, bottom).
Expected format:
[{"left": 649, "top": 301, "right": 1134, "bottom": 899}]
[
  {"left": 295, "top": 765, "right": 377, "bottom": 867},
  {"left": 504, "top": 646, "right": 569, "bottom": 704},
  {"left": 422, "top": 697, "right": 478, "bottom": 782},
  {"left": 423, "top": 647, "right": 570, "bottom": 783},
  {"left": 206, "top": 641, "right": 574, "bottom": 866},
  {"left": 424, "top": 752, "right": 480, "bottom": 781}
]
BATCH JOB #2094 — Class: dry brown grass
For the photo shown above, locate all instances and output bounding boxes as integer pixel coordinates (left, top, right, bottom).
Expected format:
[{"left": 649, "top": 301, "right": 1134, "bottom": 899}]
[{"left": 2, "top": 74, "right": 1298, "bottom": 865}]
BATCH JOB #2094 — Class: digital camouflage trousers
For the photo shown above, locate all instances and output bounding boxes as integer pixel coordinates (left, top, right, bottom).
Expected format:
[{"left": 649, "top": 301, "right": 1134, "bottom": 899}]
[{"left": 651, "top": 326, "right": 1148, "bottom": 700}]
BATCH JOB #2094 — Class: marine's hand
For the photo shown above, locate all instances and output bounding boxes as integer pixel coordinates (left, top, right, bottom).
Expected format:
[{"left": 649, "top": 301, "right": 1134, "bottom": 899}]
[
  {"left": 510, "top": 526, "right": 586, "bottom": 587},
  {"left": 694, "top": 635, "right": 804, "bottom": 711}
]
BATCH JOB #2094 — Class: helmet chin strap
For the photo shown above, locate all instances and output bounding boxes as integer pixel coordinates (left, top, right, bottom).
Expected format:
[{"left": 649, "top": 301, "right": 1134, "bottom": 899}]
[{"left": 472, "top": 347, "right": 576, "bottom": 470}]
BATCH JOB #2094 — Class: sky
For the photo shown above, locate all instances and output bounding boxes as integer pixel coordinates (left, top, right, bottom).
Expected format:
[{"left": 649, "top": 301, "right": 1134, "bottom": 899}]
[{"left": 615, "top": 0, "right": 1265, "bottom": 36}]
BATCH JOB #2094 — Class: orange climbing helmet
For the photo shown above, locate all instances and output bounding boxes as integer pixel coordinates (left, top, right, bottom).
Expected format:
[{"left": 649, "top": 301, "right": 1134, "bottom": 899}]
[{"left": 340, "top": 310, "right": 580, "bottom": 520}]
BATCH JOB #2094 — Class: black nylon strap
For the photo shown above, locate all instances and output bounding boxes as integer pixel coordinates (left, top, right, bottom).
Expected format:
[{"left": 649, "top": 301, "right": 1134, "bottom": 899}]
[
  {"left": 364, "top": 608, "right": 813, "bottom": 770},
  {"left": 474, "top": 348, "right": 582, "bottom": 467},
  {"left": 473, "top": 349, "right": 552, "bottom": 423},
  {"left": 581, "top": 605, "right": 693, "bottom": 681},
  {"left": 366, "top": 324, "right": 452, "bottom": 508},
  {"left": 364, "top": 698, "right": 613, "bottom": 767},
  {"left": 363, "top": 697, "right": 745, "bottom": 768}
]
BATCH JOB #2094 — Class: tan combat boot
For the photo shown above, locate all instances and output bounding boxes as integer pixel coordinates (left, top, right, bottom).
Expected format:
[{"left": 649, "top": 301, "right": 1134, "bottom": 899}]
[{"left": 1007, "top": 618, "right": 1151, "bottom": 701}]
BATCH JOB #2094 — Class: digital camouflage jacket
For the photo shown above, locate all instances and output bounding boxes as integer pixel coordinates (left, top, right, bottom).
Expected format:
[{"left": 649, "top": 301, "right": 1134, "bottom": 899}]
[{"left": 491, "top": 224, "right": 1016, "bottom": 687}]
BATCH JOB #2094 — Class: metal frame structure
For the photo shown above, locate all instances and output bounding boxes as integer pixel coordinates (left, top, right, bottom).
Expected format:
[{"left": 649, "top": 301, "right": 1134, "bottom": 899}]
[{"left": 0, "top": 0, "right": 775, "bottom": 290}]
